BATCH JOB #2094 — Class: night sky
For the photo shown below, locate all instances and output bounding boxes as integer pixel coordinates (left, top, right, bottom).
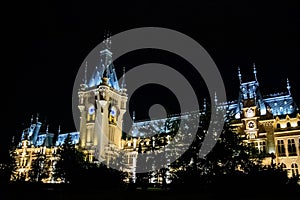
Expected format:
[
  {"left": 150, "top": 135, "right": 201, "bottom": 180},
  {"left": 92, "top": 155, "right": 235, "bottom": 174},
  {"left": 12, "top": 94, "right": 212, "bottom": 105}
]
[{"left": 10, "top": 0, "right": 300, "bottom": 154}]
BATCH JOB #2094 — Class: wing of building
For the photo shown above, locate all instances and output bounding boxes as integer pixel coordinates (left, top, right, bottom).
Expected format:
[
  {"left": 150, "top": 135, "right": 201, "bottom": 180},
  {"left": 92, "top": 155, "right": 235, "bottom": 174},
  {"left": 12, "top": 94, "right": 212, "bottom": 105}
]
[
  {"left": 15, "top": 117, "right": 79, "bottom": 182},
  {"left": 226, "top": 66, "right": 300, "bottom": 178}
]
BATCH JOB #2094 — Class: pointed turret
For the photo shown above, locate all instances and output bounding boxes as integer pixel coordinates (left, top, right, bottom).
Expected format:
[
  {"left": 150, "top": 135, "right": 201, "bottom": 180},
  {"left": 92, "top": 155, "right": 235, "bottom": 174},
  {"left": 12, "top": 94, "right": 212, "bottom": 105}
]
[
  {"left": 203, "top": 98, "right": 207, "bottom": 111},
  {"left": 80, "top": 61, "right": 88, "bottom": 90},
  {"left": 104, "top": 30, "right": 112, "bottom": 50},
  {"left": 85, "top": 61, "right": 87, "bottom": 85},
  {"left": 238, "top": 67, "right": 242, "bottom": 84},
  {"left": 287, "top": 78, "right": 291, "bottom": 95},
  {"left": 133, "top": 111, "right": 136, "bottom": 123},
  {"left": 121, "top": 67, "right": 126, "bottom": 89},
  {"left": 214, "top": 92, "right": 218, "bottom": 106},
  {"left": 32, "top": 114, "right": 42, "bottom": 146},
  {"left": 253, "top": 63, "right": 258, "bottom": 83},
  {"left": 87, "top": 32, "right": 120, "bottom": 90},
  {"left": 46, "top": 125, "right": 49, "bottom": 134}
]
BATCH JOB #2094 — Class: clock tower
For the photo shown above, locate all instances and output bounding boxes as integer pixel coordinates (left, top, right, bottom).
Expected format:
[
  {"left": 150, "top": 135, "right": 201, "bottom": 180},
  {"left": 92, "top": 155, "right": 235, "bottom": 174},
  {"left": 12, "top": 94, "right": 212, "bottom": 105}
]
[
  {"left": 78, "top": 36, "right": 128, "bottom": 165},
  {"left": 234, "top": 65, "right": 275, "bottom": 156},
  {"left": 242, "top": 106, "right": 259, "bottom": 139}
]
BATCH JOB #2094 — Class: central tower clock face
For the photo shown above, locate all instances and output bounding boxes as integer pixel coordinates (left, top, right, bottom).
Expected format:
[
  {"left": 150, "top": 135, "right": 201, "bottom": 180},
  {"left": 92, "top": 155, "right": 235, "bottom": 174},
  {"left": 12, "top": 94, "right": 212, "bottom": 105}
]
[
  {"left": 88, "top": 105, "right": 95, "bottom": 115},
  {"left": 110, "top": 107, "right": 116, "bottom": 117},
  {"left": 247, "top": 121, "right": 255, "bottom": 129}
]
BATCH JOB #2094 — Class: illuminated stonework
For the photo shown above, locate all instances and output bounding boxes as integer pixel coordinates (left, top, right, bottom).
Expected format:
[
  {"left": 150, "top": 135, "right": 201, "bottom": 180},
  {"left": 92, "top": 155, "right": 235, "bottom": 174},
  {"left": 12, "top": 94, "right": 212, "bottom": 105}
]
[
  {"left": 229, "top": 65, "right": 300, "bottom": 179},
  {"left": 14, "top": 42, "right": 300, "bottom": 184},
  {"left": 14, "top": 121, "right": 79, "bottom": 182}
]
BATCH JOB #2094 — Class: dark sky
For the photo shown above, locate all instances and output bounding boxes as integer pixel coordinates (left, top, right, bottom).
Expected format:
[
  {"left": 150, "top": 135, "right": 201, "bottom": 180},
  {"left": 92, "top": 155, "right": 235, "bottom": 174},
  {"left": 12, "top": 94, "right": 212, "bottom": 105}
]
[{"left": 10, "top": 0, "right": 300, "bottom": 153}]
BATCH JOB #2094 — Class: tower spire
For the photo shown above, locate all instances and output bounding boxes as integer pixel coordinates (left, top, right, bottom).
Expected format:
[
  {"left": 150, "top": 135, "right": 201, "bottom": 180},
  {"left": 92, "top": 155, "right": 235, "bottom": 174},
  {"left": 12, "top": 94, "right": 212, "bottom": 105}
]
[
  {"left": 36, "top": 113, "right": 39, "bottom": 123},
  {"left": 121, "top": 67, "right": 126, "bottom": 89},
  {"left": 31, "top": 115, "right": 34, "bottom": 124},
  {"left": 84, "top": 61, "right": 88, "bottom": 85},
  {"left": 214, "top": 92, "right": 218, "bottom": 105},
  {"left": 58, "top": 125, "right": 61, "bottom": 134},
  {"left": 287, "top": 78, "right": 291, "bottom": 95},
  {"left": 253, "top": 63, "right": 258, "bottom": 82},
  {"left": 104, "top": 30, "right": 112, "bottom": 50},
  {"left": 238, "top": 66, "right": 242, "bottom": 84},
  {"left": 133, "top": 111, "right": 135, "bottom": 123},
  {"left": 46, "top": 125, "right": 49, "bottom": 134},
  {"left": 203, "top": 98, "right": 207, "bottom": 111}
]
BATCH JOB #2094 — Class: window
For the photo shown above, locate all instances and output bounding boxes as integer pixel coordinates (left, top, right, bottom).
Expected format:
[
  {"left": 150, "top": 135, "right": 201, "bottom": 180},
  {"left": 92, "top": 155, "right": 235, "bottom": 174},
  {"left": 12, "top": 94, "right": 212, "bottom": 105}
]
[
  {"left": 298, "top": 121, "right": 300, "bottom": 127},
  {"left": 277, "top": 123, "right": 281, "bottom": 129},
  {"left": 287, "top": 122, "right": 291, "bottom": 128},
  {"left": 299, "top": 138, "right": 300, "bottom": 152},
  {"left": 291, "top": 163, "right": 299, "bottom": 177},
  {"left": 280, "top": 163, "right": 287, "bottom": 170},
  {"left": 288, "top": 139, "right": 297, "bottom": 156},
  {"left": 249, "top": 132, "right": 256, "bottom": 139},
  {"left": 277, "top": 140, "right": 286, "bottom": 156},
  {"left": 259, "top": 141, "right": 266, "bottom": 154}
]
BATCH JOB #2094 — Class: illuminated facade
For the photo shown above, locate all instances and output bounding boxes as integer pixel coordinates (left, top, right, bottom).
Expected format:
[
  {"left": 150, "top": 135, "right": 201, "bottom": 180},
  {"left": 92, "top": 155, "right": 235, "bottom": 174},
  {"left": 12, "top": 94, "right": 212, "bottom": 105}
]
[
  {"left": 77, "top": 36, "right": 127, "bottom": 166},
  {"left": 228, "top": 66, "right": 300, "bottom": 178},
  {"left": 14, "top": 37, "right": 300, "bottom": 183},
  {"left": 14, "top": 117, "right": 79, "bottom": 182}
]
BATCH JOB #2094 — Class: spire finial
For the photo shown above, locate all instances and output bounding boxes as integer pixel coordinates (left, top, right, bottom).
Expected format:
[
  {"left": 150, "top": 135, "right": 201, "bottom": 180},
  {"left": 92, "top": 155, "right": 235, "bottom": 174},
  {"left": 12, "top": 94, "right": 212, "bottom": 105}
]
[
  {"left": 46, "top": 125, "right": 49, "bottom": 133},
  {"left": 133, "top": 111, "right": 135, "bottom": 123},
  {"left": 58, "top": 125, "right": 61, "bottom": 134},
  {"left": 203, "top": 98, "right": 207, "bottom": 111},
  {"left": 238, "top": 66, "right": 242, "bottom": 84},
  {"left": 31, "top": 115, "right": 34, "bottom": 124},
  {"left": 84, "top": 61, "right": 88, "bottom": 85},
  {"left": 214, "top": 92, "right": 218, "bottom": 105},
  {"left": 287, "top": 78, "right": 291, "bottom": 95},
  {"left": 121, "top": 67, "right": 126, "bottom": 89},
  {"left": 253, "top": 63, "right": 258, "bottom": 82},
  {"left": 104, "top": 30, "right": 112, "bottom": 49},
  {"left": 36, "top": 113, "right": 39, "bottom": 123}
]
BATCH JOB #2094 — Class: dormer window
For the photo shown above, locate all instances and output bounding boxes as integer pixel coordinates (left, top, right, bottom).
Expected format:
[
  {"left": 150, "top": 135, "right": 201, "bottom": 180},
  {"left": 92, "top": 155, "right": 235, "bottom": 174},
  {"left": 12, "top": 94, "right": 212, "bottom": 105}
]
[{"left": 277, "top": 123, "right": 281, "bottom": 129}]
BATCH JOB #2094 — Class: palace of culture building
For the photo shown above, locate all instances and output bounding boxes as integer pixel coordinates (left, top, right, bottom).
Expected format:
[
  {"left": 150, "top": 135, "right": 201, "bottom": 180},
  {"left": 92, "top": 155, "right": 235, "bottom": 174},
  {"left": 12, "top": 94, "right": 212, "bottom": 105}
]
[{"left": 14, "top": 37, "right": 300, "bottom": 183}]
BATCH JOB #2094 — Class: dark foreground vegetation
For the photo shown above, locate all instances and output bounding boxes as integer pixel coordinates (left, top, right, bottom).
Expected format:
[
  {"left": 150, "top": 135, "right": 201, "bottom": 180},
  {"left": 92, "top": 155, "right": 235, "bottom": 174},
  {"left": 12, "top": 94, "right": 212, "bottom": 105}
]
[
  {"left": 1, "top": 179, "right": 299, "bottom": 200},
  {"left": 2, "top": 121, "right": 300, "bottom": 199}
]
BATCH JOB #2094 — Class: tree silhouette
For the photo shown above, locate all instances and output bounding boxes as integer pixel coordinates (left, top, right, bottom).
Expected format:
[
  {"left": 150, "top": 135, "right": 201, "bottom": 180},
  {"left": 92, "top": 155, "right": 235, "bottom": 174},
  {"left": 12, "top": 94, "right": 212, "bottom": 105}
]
[
  {"left": 0, "top": 143, "right": 17, "bottom": 183},
  {"left": 53, "top": 134, "right": 124, "bottom": 188},
  {"left": 53, "top": 134, "right": 87, "bottom": 184}
]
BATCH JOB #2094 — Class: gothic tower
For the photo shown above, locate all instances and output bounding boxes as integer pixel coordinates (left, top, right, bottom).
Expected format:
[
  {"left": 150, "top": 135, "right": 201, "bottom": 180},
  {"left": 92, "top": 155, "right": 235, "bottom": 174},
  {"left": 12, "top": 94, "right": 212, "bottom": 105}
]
[{"left": 78, "top": 35, "right": 128, "bottom": 164}]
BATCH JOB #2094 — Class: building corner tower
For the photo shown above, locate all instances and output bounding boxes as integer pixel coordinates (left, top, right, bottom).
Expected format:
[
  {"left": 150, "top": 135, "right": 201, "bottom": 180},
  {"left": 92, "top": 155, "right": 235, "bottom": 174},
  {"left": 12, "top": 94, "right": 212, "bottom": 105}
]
[{"left": 77, "top": 35, "right": 128, "bottom": 165}]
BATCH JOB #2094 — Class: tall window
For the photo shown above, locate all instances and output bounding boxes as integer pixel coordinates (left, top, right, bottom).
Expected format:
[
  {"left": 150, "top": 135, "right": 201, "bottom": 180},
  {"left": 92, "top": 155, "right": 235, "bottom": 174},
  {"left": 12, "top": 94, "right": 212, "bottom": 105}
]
[
  {"left": 288, "top": 139, "right": 297, "bottom": 156},
  {"left": 277, "top": 140, "right": 286, "bottom": 156},
  {"left": 287, "top": 122, "right": 291, "bottom": 128},
  {"left": 297, "top": 121, "right": 300, "bottom": 127},
  {"left": 299, "top": 138, "right": 300, "bottom": 153},
  {"left": 291, "top": 163, "right": 299, "bottom": 177},
  {"left": 259, "top": 141, "right": 266, "bottom": 154}
]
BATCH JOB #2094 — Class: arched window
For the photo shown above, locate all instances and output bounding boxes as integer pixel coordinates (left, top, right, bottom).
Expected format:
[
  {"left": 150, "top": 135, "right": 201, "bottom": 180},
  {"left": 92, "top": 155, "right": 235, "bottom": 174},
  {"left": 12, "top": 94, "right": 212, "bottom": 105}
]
[
  {"left": 280, "top": 163, "right": 287, "bottom": 170},
  {"left": 297, "top": 121, "right": 300, "bottom": 127},
  {"left": 287, "top": 122, "right": 291, "bottom": 128},
  {"left": 277, "top": 123, "right": 281, "bottom": 129},
  {"left": 291, "top": 163, "right": 299, "bottom": 177}
]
